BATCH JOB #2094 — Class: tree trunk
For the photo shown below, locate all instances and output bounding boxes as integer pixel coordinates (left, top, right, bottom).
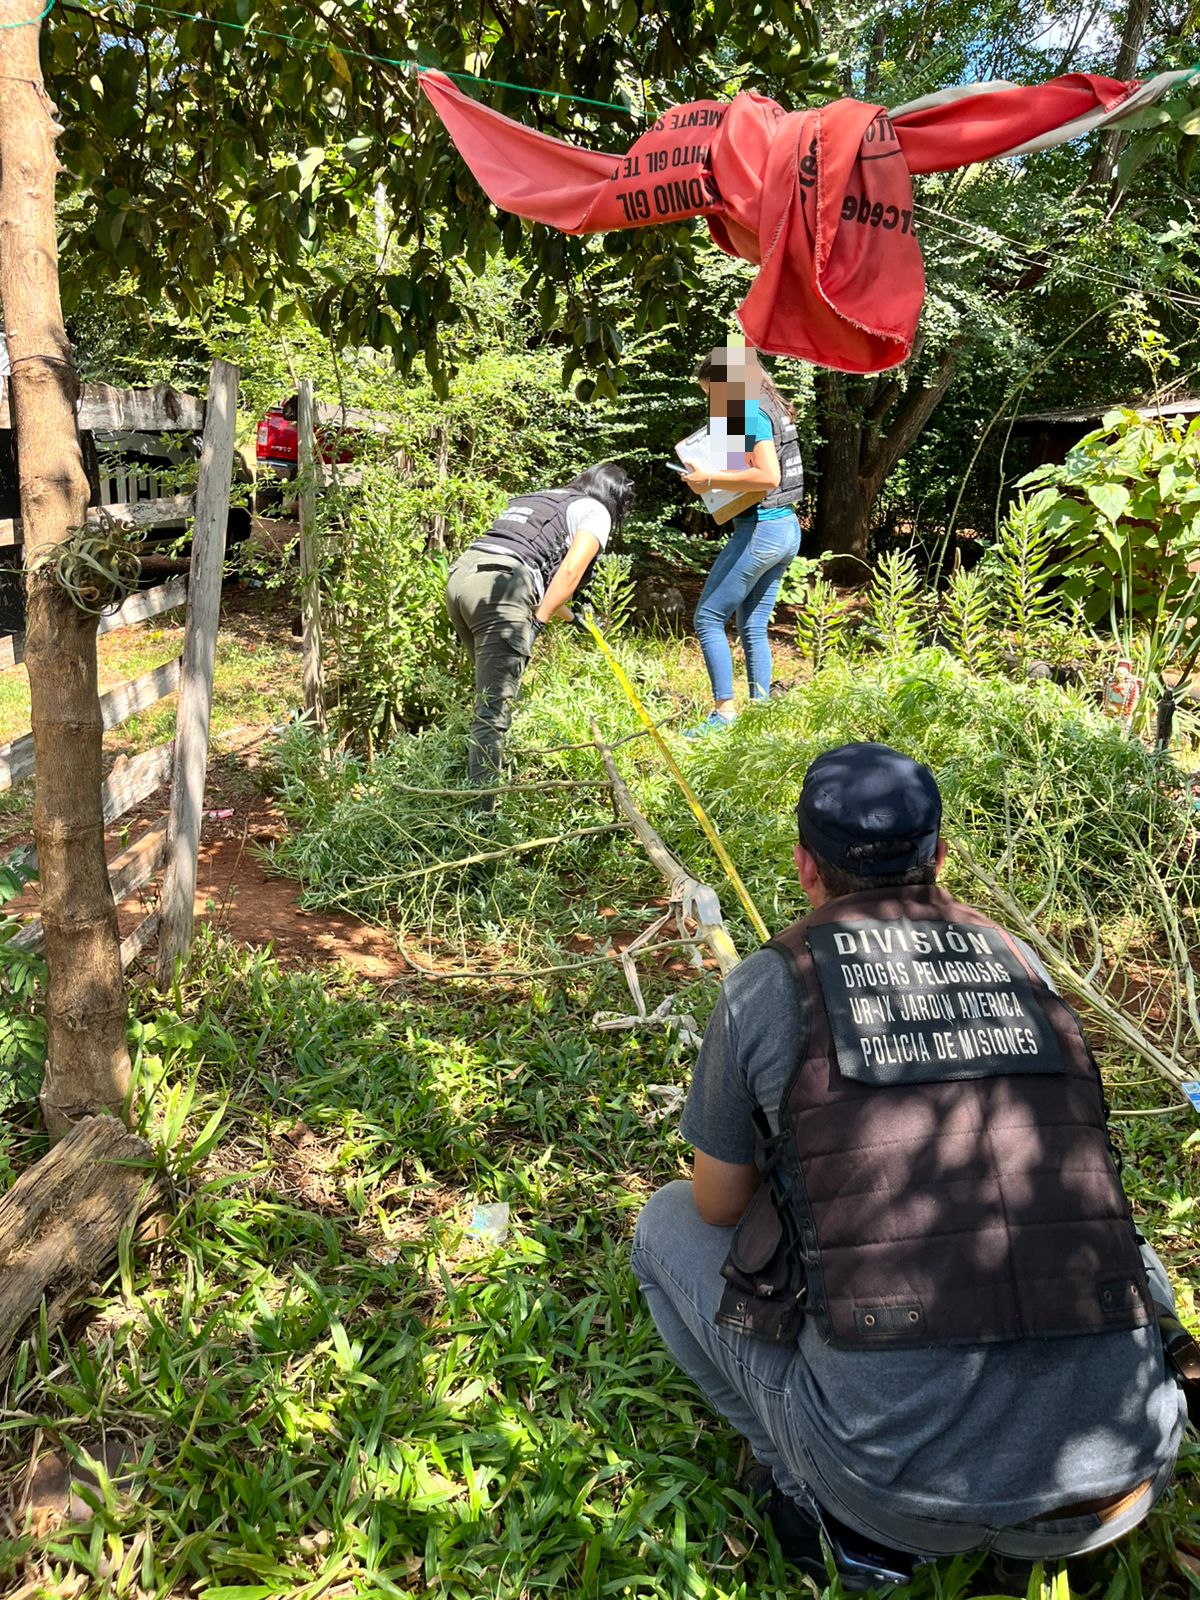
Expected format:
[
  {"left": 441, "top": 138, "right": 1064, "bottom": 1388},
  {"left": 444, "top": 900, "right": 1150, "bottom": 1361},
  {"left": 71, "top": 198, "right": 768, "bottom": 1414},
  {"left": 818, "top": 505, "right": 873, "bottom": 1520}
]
[
  {"left": 812, "top": 345, "right": 964, "bottom": 574},
  {"left": 813, "top": 370, "right": 873, "bottom": 571},
  {"left": 0, "top": 1115, "right": 171, "bottom": 1375},
  {"left": 1087, "top": 0, "right": 1151, "bottom": 193},
  {"left": 0, "top": 2, "right": 130, "bottom": 1135}
]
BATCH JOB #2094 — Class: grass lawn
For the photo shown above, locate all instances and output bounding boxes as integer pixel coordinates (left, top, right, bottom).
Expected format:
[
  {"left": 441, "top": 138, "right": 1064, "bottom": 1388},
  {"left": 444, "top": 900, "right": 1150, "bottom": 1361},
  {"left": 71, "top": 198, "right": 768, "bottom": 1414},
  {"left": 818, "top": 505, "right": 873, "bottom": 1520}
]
[
  {"left": 0, "top": 589, "right": 301, "bottom": 750},
  {"left": 0, "top": 937, "right": 1195, "bottom": 1600},
  {"left": 0, "top": 587, "right": 302, "bottom": 843}
]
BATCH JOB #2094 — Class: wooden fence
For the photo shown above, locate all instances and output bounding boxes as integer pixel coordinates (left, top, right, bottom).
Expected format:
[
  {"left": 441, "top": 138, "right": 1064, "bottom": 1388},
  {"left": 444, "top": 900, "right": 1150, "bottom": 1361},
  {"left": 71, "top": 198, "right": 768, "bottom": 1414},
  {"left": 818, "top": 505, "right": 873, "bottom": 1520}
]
[{"left": 0, "top": 359, "right": 238, "bottom": 985}]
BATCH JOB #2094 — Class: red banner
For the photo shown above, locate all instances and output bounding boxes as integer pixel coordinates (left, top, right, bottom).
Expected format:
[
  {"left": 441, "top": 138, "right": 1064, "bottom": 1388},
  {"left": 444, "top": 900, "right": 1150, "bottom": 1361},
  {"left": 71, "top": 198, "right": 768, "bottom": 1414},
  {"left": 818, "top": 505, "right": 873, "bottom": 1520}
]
[{"left": 420, "top": 69, "right": 1161, "bottom": 372}]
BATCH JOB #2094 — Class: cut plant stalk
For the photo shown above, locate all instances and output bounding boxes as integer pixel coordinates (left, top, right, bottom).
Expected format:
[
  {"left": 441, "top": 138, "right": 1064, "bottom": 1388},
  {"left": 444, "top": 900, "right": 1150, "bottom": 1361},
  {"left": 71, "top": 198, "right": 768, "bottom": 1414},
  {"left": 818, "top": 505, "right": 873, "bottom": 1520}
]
[
  {"left": 953, "top": 840, "right": 1191, "bottom": 1096},
  {"left": 592, "top": 722, "right": 740, "bottom": 980}
]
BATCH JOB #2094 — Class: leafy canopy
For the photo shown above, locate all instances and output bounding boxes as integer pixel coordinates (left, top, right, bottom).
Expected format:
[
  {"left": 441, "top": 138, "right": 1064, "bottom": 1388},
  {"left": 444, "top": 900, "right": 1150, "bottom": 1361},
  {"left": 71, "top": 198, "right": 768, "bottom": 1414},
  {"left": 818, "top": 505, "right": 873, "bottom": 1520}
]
[{"left": 46, "top": 0, "right": 835, "bottom": 395}]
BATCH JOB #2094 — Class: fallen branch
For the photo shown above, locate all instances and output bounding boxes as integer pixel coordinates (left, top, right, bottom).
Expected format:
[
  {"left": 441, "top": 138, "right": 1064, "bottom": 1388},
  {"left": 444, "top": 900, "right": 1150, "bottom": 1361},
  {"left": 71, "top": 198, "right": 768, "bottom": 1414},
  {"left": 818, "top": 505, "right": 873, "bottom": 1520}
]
[
  {"left": 385, "top": 777, "right": 609, "bottom": 800},
  {"left": 394, "top": 935, "right": 705, "bottom": 983},
  {"left": 513, "top": 712, "right": 682, "bottom": 758},
  {"left": 0, "top": 1115, "right": 172, "bottom": 1376},
  {"left": 370, "top": 821, "right": 629, "bottom": 888},
  {"left": 952, "top": 841, "right": 1191, "bottom": 1097},
  {"left": 592, "top": 723, "right": 740, "bottom": 978}
]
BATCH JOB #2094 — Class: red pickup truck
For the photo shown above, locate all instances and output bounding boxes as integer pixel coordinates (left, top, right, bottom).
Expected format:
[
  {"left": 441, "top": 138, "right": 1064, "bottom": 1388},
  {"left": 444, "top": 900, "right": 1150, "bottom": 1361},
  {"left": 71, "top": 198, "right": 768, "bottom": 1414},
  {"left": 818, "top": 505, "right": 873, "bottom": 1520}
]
[{"left": 255, "top": 396, "right": 387, "bottom": 510}]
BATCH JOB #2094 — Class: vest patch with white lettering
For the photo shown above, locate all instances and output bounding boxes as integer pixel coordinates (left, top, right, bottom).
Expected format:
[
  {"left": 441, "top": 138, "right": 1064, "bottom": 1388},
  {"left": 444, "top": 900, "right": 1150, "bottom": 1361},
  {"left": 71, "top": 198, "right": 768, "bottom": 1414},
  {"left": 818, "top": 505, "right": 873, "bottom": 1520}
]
[{"left": 806, "top": 918, "right": 1066, "bottom": 1087}]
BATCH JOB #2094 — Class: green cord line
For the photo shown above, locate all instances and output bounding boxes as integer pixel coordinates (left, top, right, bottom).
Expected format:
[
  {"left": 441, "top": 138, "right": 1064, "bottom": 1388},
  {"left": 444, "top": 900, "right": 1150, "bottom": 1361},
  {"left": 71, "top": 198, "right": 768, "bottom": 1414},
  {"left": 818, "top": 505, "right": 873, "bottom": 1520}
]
[
  {"left": 57, "top": 0, "right": 637, "bottom": 111},
  {"left": 18, "top": 0, "right": 1200, "bottom": 114},
  {"left": 0, "top": 0, "right": 54, "bottom": 28}
]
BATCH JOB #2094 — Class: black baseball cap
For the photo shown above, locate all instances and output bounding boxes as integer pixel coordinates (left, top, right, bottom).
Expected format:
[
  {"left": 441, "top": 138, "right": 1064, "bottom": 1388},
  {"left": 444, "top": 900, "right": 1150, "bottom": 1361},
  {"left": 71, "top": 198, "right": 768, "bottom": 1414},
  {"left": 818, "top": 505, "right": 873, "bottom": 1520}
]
[{"left": 797, "top": 743, "right": 942, "bottom": 876}]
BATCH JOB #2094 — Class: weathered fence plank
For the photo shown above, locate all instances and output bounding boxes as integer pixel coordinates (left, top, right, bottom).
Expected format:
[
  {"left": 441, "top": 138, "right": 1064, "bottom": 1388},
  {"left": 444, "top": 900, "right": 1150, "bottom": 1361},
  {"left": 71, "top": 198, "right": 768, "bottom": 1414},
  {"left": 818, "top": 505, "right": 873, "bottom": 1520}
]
[
  {"left": 0, "top": 665, "right": 178, "bottom": 792},
  {"left": 100, "top": 743, "right": 175, "bottom": 824},
  {"left": 0, "top": 378, "right": 204, "bottom": 433},
  {"left": 98, "top": 575, "right": 188, "bottom": 636},
  {"left": 0, "top": 730, "right": 35, "bottom": 790},
  {"left": 97, "top": 658, "right": 181, "bottom": 732},
  {"left": 105, "top": 823, "right": 170, "bottom": 902},
  {"left": 0, "top": 578, "right": 187, "bottom": 676},
  {"left": 119, "top": 912, "right": 160, "bottom": 970},
  {"left": 17, "top": 743, "right": 176, "bottom": 878},
  {"left": 12, "top": 824, "right": 170, "bottom": 954},
  {"left": 0, "top": 494, "right": 195, "bottom": 549},
  {"left": 156, "top": 359, "right": 238, "bottom": 985}
]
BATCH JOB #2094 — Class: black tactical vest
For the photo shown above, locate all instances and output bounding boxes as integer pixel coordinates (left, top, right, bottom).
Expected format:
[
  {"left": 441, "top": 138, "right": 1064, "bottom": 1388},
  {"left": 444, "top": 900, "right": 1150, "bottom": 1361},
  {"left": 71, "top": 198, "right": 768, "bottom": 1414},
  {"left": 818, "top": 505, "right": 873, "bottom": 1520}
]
[
  {"left": 758, "top": 397, "right": 804, "bottom": 512},
  {"left": 476, "top": 488, "right": 581, "bottom": 592},
  {"left": 716, "top": 885, "right": 1153, "bottom": 1349}
]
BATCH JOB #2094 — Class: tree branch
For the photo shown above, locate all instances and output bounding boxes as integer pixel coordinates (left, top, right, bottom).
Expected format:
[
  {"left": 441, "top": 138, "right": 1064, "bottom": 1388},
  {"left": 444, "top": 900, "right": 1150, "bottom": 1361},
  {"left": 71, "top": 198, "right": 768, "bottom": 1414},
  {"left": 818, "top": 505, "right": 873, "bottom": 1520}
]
[{"left": 862, "top": 337, "right": 965, "bottom": 486}]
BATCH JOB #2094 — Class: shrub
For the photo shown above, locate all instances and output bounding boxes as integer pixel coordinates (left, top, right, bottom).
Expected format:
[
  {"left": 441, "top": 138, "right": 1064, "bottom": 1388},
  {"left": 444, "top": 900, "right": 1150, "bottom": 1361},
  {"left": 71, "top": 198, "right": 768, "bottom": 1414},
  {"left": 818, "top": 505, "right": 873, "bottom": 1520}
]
[
  {"left": 1020, "top": 408, "right": 1200, "bottom": 625},
  {"left": 324, "top": 468, "right": 458, "bottom": 744}
]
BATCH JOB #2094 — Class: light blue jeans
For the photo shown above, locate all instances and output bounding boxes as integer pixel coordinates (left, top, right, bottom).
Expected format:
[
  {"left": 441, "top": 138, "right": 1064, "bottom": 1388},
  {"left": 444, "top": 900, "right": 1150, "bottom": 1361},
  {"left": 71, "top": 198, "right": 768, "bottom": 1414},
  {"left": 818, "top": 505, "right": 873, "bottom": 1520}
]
[
  {"left": 694, "top": 512, "right": 802, "bottom": 703},
  {"left": 632, "top": 1179, "right": 1179, "bottom": 1561}
]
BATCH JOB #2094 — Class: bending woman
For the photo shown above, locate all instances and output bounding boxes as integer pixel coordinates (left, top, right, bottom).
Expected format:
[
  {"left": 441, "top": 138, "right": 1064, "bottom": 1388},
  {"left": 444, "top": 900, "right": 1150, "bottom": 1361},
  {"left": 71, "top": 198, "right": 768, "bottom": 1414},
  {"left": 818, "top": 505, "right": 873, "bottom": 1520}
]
[
  {"left": 445, "top": 462, "right": 635, "bottom": 794},
  {"left": 682, "top": 349, "right": 804, "bottom": 736}
]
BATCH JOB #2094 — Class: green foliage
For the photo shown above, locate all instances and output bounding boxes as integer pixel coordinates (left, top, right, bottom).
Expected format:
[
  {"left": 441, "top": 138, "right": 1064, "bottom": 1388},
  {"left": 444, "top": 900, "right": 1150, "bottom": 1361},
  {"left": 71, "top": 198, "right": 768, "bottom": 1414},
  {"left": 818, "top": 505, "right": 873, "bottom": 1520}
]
[
  {"left": 620, "top": 508, "right": 712, "bottom": 579},
  {"left": 324, "top": 467, "right": 457, "bottom": 744},
  {"left": 866, "top": 549, "right": 926, "bottom": 655},
  {"left": 774, "top": 548, "right": 833, "bottom": 609},
  {"left": 1112, "top": 79, "right": 1200, "bottom": 194},
  {"left": 1021, "top": 410, "right": 1200, "bottom": 625},
  {"left": 0, "top": 859, "right": 46, "bottom": 1188},
  {"left": 320, "top": 348, "right": 592, "bottom": 745},
  {"left": 45, "top": 0, "right": 840, "bottom": 394},
  {"left": 20, "top": 920, "right": 1193, "bottom": 1600},
  {"left": 793, "top": 576, "right": 853, "bottom": 673},
  {"left": 994, "top": 491, "right": 1062, "bottom": 665},
  {"left": 586, "top": 552, "right": 636, "bottom": 636},
  {"left": 270, "top": 624, "right": 1189, "bottom": 955},
  {"left": 5, "top": 627, "right": 1200, "bottom": 1597},
  {"left": 940, "top": 565, "right": 999, "bottom": 675}
]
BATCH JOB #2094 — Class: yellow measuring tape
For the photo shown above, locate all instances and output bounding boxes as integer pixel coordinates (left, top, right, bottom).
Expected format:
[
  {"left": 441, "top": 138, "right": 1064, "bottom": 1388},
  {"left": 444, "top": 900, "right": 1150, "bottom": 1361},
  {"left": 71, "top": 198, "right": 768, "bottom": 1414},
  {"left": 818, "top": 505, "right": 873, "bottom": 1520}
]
[{"left": 581, "top": 614, "right": 771, "bottom": 943}]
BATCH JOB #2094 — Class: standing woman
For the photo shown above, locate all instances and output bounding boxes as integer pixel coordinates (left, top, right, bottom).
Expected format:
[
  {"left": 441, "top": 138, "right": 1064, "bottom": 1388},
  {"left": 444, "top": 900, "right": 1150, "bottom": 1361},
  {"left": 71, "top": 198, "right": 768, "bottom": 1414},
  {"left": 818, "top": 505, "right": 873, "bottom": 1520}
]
[
  {"left": 445, "top": 462, "right": 635, "bottom": 795},
  {"left": 681, "top": 348, "right": 804, "bottom": 735}
]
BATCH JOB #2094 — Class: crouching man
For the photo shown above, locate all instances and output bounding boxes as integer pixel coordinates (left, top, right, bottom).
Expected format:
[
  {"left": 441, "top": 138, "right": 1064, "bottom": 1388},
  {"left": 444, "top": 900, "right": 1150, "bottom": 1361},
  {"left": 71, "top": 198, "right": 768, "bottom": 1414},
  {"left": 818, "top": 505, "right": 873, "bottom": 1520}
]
[{"left": 632, "top": 743, "right": 1185, "bottom": 1580}]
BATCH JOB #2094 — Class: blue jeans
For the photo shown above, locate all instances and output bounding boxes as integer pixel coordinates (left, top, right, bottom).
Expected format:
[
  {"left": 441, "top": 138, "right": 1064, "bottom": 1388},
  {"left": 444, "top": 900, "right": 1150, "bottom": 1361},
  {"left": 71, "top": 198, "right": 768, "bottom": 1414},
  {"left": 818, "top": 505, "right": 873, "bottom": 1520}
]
[
  {"left": 694, "top": 513, "right": 801, "bottom": 703},
  {"left": 632, "top": 1180, "right": 1178, "bottom": 1561}
]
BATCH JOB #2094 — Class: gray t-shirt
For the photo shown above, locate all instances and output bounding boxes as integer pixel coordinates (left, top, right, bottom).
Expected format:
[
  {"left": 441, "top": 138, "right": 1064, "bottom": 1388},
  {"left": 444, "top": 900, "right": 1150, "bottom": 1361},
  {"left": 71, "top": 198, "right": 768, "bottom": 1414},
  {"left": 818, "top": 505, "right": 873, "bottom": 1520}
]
[{"left": 681, "top": 936, "right": 1184, "bottom": 1523}]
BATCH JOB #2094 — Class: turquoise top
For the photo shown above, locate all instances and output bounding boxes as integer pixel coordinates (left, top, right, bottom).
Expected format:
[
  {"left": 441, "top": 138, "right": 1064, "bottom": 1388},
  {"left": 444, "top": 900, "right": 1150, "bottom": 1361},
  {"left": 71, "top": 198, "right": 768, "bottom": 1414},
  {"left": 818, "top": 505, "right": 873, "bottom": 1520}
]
[{"left": 743, "top": 402, "right": 792, "bottom": 522}]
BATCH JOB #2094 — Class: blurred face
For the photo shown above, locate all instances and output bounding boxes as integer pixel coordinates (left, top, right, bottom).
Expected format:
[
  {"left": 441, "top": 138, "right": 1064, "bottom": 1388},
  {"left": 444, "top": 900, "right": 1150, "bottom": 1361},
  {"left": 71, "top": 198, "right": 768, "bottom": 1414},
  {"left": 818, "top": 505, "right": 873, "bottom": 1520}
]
[{"left": 699, "top": 346, "right": 763, "bottom": 416}]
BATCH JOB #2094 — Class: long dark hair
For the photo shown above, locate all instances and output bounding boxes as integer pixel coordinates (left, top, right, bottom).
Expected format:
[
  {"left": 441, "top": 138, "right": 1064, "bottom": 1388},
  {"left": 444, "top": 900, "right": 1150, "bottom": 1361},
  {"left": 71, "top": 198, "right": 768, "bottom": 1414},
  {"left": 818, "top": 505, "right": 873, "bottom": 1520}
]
[
  {"left": 694, "top": 349, "right": 796, "bottom": 422},
  {"left": 567, "top": 462, "right": 636, "bottom": 530}
]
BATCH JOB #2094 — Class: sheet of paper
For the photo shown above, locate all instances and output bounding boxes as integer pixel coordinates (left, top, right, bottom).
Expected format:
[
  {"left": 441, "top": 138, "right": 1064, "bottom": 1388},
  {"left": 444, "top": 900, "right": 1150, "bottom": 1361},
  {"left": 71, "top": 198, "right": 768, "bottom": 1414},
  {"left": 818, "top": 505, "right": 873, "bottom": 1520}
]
[{"left": 674, "top": 425, "right": 754, "bottom": 516}]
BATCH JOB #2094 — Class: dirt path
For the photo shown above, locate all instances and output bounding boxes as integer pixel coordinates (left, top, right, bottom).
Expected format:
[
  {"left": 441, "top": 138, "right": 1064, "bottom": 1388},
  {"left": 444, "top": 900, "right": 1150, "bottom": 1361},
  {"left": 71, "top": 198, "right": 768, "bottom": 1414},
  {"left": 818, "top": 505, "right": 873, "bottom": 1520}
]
[{"left": 139, "top": 733, "right": 410, "bottom": 977}]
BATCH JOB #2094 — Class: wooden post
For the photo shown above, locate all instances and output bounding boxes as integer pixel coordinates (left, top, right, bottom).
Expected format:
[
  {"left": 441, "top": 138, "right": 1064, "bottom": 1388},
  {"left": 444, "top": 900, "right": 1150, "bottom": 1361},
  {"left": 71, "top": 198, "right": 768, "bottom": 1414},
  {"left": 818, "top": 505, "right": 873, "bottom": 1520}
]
[
  {"left": 155, "top": 359, "right": 238, "bottom": 986},
  {"left": 296, "top": 379, "right": 327, "bottom": 736}
]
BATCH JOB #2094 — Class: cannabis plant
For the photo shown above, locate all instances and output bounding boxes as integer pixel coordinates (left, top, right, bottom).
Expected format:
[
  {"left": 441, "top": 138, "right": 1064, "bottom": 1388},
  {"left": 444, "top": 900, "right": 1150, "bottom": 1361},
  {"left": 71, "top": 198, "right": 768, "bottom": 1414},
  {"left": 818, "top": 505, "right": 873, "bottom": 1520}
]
[
  {"left": 941, "top": 566, "right": 998, "bottom": 676},
  {"left": 586, "top": 553, "right": 636, "bottom": 637},
  {"left": 996, "top": 491, "right": 1062, "bottom": 669},
  {"left": 866, "top": 550, "right": 926, "bottom": 656},
  {"left": 794, "top": 577, "right": 852, "bottom": 672}
]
